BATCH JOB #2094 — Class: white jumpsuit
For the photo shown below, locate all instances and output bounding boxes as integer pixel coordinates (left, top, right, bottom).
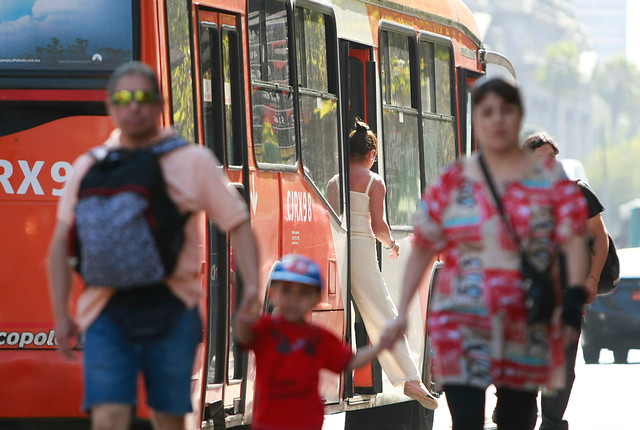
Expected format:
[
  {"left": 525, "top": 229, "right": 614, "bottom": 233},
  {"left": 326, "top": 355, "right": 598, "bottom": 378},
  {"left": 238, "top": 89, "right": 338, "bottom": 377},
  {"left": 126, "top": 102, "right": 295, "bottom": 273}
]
[{"left": 350, "top": 176, "right": 421, "bottom": 385}]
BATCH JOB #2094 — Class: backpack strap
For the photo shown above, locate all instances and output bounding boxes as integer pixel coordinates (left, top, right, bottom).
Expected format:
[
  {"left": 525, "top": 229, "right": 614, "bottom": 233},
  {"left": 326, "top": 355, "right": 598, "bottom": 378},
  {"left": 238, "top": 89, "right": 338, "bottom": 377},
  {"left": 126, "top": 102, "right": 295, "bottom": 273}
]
[
  {"left": 86, "top": 136, "right": 187, "bottom": 160},
  {"left": 151, "top": 136, "right": 188, "bottom": 156},
  {"left": 87, "top": 146, "right": 110, "bottom": 161},
  {"left": 478, "top": 152, "right": 522, "bottom": 248}
]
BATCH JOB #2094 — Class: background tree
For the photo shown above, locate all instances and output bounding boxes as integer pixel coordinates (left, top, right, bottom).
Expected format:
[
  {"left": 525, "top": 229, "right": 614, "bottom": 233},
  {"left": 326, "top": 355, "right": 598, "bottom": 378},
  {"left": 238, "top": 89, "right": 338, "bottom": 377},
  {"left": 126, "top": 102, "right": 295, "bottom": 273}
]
[
  {"left": 535, "top": 41, "right": 582, "bottom": 133},
  {"left": 585, "top": 133, "right": 640, "bottom": 243},
  {"left": 593, "top": 55, "right": 640, "bottom": 141}
]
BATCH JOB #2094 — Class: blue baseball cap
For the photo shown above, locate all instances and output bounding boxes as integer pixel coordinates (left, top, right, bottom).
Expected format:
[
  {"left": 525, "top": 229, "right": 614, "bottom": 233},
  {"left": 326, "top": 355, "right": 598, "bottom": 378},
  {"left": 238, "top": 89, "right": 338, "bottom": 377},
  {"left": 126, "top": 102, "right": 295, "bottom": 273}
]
[{"left": 270, "top": 254, "right": 323, "bottom": 291}]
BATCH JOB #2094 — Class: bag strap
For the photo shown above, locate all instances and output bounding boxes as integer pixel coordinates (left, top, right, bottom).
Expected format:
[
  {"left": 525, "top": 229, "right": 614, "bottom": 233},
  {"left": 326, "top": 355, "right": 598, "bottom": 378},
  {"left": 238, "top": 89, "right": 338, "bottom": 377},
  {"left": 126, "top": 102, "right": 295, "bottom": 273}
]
[
  {"left": 151, "top": 135, "right": 188, "bottom": 156},
  {"left": 87, "top": 135, "right": 187, "bottom": 161},
  {"left": 87, "top": 146, "right": 110, "bottom": 161},
  {"left": 477, "top": 152, "right": 523, "bottom": 249}
]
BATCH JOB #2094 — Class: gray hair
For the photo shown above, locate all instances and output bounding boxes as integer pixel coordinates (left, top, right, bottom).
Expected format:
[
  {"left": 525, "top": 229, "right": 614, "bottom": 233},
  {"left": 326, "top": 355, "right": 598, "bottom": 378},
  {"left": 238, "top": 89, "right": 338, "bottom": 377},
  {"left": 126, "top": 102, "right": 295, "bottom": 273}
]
[{"left": 106, "top": 61, "right": 160, "bottom": 95}]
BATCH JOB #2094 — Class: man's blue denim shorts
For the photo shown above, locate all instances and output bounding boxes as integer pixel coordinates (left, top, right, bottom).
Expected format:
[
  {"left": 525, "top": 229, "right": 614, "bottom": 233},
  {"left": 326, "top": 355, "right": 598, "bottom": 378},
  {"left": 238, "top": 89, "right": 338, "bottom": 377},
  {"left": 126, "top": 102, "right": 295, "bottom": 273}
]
[{"left": 83, "top": 306, "right": 202, "bottom": 414}]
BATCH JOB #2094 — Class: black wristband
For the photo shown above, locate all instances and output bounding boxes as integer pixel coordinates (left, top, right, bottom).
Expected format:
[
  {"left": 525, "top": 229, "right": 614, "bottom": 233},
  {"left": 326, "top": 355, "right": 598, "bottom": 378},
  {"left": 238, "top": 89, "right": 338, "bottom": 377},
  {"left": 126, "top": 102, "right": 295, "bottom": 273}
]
[{"left": 562, "top": 286, "right": 587, "bottom": 330}]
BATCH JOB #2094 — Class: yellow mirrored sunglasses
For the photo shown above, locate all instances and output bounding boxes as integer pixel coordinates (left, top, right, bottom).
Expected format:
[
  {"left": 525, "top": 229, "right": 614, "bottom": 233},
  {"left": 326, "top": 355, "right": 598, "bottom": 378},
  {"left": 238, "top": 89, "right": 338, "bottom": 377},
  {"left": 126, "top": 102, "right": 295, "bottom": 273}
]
[{"left": 110, "top": 89, "right": 161, "bottom": 106}]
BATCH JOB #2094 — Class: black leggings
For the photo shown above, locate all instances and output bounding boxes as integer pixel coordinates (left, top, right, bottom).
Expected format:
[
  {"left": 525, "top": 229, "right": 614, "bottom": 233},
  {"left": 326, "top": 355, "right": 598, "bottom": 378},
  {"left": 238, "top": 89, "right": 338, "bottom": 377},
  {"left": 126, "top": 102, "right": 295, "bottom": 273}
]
[{"left": 444, "top": 384, "right": 537, "bottom": 430}]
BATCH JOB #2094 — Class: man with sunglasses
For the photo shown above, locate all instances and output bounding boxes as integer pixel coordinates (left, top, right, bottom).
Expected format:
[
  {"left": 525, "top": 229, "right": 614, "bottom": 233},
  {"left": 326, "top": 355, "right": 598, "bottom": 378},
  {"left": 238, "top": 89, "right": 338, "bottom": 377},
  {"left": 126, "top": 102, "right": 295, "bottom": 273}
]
[{"left": 48, "top": 61, "right": 260, "bottom": 430}]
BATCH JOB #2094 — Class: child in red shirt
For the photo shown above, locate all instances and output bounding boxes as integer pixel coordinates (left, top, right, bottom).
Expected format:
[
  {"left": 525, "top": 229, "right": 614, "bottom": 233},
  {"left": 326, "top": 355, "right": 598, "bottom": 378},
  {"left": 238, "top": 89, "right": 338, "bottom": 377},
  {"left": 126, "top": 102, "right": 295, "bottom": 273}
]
[{"left": 235, "top": 254, "right": 391, "bottom": 430}]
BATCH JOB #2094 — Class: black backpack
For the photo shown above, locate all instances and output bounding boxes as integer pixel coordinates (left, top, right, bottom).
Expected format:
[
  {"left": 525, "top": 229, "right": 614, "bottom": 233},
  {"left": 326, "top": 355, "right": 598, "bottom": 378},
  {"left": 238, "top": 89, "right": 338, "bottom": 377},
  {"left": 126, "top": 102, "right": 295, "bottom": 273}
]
[{"left": 69, "top": 136, "right": 190, "bottom": 289}]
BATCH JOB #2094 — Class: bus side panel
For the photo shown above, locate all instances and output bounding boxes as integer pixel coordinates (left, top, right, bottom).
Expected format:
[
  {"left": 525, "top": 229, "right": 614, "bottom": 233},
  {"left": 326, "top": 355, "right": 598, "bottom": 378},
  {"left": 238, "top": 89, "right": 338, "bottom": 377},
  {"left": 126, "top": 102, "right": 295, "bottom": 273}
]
[{"left": 0, "top": 115, "right": 113, "bottom": 418}]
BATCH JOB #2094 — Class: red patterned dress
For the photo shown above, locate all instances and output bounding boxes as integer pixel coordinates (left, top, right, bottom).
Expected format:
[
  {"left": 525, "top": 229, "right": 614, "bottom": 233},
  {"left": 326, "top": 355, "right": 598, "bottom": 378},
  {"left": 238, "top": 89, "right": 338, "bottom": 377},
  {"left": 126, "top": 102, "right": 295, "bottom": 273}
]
[{"left": 413, "top": 154, "right": 587, "bottom": 391}]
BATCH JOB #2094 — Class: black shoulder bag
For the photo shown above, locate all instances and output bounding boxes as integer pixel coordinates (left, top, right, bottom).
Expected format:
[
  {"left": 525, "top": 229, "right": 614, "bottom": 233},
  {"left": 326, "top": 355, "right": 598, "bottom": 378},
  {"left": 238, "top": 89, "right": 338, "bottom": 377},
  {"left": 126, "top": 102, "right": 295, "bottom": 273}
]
[
  {"left": 478, "top": 154, "right": 556, "bottom": 325},
  {"left": 598, "top": 234, "right": 620, "bottom": 295}
]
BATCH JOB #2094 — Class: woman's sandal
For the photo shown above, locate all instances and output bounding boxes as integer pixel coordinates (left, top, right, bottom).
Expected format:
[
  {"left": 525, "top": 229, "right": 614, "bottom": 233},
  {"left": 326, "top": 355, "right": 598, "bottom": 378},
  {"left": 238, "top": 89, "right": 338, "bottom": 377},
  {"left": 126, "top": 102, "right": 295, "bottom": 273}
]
[{"left": 403, "top": 380, "right": 439, "bottom": 410}]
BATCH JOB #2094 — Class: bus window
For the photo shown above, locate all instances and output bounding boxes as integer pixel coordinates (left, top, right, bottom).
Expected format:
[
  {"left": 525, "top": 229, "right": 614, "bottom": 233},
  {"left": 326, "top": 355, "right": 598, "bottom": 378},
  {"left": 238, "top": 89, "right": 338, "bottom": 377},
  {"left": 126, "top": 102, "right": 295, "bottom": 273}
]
[
  {"left": 166, "top": 0, "right": 195, "bottom": 142},
  {"left": 295, "top": 6, "right": 340, "bottom": 212},
  {"left": 249, "top": 0, "right": 296, "bottom": 166},
  {"left": 222, "top": 28, "right": 244, "bottom": 167},
  {"left": 380, "top": 29, "right": 420, "bottom": 227},
  {"left": 348, "top": 57, "right": 365, "bottom": 128},
  {"left": 0, "top": 0, "right": 134, "bottom": 88},
  {"left": 199, "top": 24, "right": 222, "bottom": 156},
  {"left": 465, "top": 86, "right": 473, "bottom": 156},
  {"left": 200, "top": 24, "right": 244, "bottom": 168},
  {"left": 419, "top": 37, "right": 456, "bottom": 189}
]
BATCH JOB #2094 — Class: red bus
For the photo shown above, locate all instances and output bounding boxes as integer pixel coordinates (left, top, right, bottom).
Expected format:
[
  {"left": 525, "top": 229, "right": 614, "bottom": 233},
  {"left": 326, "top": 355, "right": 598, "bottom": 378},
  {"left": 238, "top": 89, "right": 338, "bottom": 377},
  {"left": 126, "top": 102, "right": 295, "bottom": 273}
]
[{"left": 0, "top": 0, "right": 513, "bottom": 428}]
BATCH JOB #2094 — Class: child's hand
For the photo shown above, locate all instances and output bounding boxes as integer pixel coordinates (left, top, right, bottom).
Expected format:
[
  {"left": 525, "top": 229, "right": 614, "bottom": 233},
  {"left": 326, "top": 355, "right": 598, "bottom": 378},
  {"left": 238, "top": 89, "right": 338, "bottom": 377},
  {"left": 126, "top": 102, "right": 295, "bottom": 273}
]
[
  {"left": 384, "top": 314, "right": 408, "bottom": 345},
  {"left": 378, "top": 325, "right": 397, "bottom": 350},
  {"left": 236, "top": 293, "right": 261, "bottom": 327}
]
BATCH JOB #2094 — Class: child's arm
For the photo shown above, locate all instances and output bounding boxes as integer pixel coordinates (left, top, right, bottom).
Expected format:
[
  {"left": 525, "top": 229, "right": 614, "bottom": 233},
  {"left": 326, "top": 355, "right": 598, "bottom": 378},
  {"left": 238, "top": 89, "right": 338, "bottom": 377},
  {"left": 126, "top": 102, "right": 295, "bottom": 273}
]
[
  {"left": 347, "top": 343, "right": 385, "bottom": 371},
  {"left": 346, "top": 325, "right": 396, "bottom": 371},
  {"left": 234, "top": 294, "right": 261, "bottom": 345}
]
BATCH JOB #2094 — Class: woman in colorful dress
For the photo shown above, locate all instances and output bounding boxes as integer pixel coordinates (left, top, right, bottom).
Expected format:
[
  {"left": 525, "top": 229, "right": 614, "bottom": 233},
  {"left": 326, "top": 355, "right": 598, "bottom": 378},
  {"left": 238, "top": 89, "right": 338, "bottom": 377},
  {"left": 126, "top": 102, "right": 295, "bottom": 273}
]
[{"left": 386, "top": 78, "right": 589, "bottom": 430}]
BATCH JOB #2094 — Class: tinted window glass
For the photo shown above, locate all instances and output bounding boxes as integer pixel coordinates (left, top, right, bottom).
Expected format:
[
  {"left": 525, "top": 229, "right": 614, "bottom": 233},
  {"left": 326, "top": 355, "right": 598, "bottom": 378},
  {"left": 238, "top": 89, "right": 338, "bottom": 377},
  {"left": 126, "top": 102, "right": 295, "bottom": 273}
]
[
  {"left": 381, "top": 29, "right": 420, "bottom": 226},
  {"left": 200, "top": 25, "right": 218, "bottom": 153},
  {"left": 252, "top": 87, "right": 296, "bottom": 164},
  {"left": 0, "top": 0, "right": 133, "bottom": 73},
  {"left": 381, "top": 32, "right": 412, "bottom": 108},
  {"left": 296, "top": 7, "right": 339, "bottom": 211},
  {"left": 423, "top": 117, "right": 456, "bottom": 187},
  {"left": 420, "top": 42, "right": 434, "bottom": 113},
  {"left": 167, "top": 0, "right": 195, "bottom": 142},
  {"left": 420, "top": 38, "right": 456, "bottom": 188},
  {"left": 248, "top": 0, "right": 290, "bottom": 85},
  {"left": 249, "top": 0, "right": 296, "bottom": 166},
  {"left": 296, "top": 8, "right": 327, "bottom": 92},
  {"left": 384, "top": 111, "right": 421, "bottom": 226},
  {"left": 222, "top": 28, "right": 242, "bottom": 166},
  {"left": 299, "top": 94, "right": 339, "bottom": 200},
  {"left": 435, "top": 45, "right": 452, "bottom": 116}
]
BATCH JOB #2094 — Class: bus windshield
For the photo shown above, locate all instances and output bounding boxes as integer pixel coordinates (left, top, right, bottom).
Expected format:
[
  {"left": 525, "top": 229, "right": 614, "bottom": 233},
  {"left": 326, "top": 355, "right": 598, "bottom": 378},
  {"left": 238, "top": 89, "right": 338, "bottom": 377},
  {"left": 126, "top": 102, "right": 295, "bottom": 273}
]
[{"left": 0, "top": 0, "right": 133, "bottom": 74}]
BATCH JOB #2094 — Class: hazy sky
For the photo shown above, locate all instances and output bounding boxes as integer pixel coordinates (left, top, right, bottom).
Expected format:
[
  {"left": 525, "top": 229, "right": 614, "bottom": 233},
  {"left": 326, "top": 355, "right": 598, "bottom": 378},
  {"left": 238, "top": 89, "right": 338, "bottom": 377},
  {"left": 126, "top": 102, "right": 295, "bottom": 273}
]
[{"left": 628, "top": 1, "right": 640, "bottom": 67}]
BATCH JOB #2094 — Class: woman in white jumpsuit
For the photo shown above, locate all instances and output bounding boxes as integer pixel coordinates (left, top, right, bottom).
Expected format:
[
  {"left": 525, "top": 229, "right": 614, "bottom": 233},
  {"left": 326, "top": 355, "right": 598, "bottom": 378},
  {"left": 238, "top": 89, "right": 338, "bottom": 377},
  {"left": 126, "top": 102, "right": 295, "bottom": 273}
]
[{"left": 346, "top": 120, "right": 438, "bottom": 410}]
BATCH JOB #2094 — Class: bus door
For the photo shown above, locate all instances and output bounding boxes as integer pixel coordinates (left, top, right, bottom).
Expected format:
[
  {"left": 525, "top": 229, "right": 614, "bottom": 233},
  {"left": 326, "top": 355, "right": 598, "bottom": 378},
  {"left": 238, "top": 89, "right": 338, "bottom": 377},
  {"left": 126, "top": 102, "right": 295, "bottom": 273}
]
[
  {"left": 339, "top": 40, "right": 383, "bottom": 396},
  {"left": 194, "top": 7, "right": 249, "bottom": 424}
]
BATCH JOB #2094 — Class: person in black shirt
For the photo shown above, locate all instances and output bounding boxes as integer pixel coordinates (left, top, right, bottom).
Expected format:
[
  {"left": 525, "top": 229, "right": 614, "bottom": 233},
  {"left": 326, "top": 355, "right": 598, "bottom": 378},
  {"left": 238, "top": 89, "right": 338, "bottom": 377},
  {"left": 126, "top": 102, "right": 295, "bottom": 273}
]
[{"left": 525, "top": 133, "right": 609, "bottom": 430}]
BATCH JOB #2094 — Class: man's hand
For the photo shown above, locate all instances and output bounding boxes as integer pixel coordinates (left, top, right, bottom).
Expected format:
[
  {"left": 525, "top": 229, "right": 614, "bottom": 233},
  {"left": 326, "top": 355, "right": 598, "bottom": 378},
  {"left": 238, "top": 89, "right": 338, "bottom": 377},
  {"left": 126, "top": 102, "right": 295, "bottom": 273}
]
[
  {"left": 55, "top": 314, "right": 79, "bottom": 360},
  {"left": 563, "top": 325, "right": 580, "bottom": 345},
  {"left": 584, "top": 275, "right": 598, "bottom": 304}
]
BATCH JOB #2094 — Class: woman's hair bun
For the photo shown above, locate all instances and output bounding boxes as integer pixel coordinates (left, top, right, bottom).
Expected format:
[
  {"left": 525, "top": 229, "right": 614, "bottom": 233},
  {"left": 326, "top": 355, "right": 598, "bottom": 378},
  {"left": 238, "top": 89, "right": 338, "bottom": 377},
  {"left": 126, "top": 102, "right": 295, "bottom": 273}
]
[{"left": 354, "top": 118, "right": 370, "bottom": 133}]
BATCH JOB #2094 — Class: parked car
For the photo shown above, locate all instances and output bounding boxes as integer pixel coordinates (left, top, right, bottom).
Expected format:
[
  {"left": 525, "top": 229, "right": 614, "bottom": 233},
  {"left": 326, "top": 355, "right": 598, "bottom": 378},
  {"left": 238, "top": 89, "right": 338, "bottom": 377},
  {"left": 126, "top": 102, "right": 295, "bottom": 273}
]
[{"left": 581, "top": 247, "right": 640, "bottom": 364}]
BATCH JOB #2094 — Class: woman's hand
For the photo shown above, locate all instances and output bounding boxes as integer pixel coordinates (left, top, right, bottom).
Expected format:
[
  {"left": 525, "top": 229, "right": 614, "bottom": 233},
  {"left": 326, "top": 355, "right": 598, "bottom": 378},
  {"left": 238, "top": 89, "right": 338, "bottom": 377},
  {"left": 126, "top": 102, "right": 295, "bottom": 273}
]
[{"left": 388, "top": 242, "right": 399, "bottom": 259}]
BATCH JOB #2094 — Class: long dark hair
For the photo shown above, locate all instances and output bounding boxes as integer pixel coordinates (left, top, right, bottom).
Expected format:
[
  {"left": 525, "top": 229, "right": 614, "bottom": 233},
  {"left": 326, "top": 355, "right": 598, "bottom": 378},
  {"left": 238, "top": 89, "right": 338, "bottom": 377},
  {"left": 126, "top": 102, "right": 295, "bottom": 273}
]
[{"left": 349, "top": 119, "right": 377, "bottom": 160}]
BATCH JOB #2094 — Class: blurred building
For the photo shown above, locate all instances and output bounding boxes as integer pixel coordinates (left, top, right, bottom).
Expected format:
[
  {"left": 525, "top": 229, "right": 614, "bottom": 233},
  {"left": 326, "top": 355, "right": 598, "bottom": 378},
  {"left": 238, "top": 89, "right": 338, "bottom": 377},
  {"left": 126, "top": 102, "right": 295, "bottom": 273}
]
[
  {"left": 465, "top": 0, "right": 594, "bottom": 160},
  {"left": 571, "top": 0, "right": 628, "bottom": 63}
]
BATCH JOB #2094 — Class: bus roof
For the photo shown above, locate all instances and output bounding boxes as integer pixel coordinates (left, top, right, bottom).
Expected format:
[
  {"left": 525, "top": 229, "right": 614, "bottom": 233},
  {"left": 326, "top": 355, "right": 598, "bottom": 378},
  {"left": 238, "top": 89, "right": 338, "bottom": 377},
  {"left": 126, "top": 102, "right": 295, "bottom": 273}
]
[{"left": 368, "top": 0, "right": 481, "bottom": 40}]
